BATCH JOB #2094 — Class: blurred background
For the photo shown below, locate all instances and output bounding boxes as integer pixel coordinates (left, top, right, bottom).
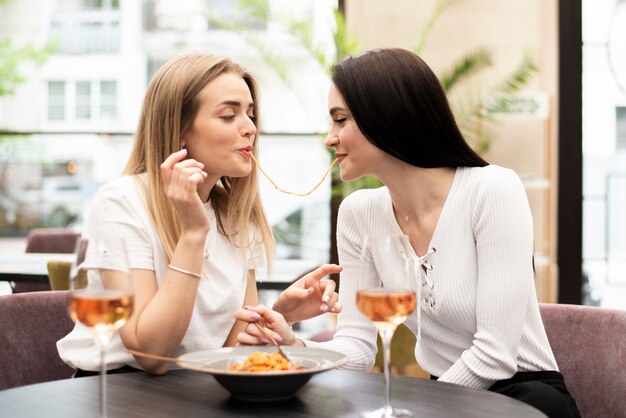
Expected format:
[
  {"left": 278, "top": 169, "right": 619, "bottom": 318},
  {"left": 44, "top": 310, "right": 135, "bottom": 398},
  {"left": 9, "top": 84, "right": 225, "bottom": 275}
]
[{"left": 0, "top": 0, "right": 623, "bottom": 310}]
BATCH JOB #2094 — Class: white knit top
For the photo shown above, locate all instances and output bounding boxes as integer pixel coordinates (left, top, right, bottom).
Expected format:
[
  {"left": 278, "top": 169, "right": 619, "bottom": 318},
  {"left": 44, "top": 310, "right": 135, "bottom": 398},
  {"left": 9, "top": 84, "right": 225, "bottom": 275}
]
[{"left": 306, "top": 165, "right": 558, "bottom": 389}]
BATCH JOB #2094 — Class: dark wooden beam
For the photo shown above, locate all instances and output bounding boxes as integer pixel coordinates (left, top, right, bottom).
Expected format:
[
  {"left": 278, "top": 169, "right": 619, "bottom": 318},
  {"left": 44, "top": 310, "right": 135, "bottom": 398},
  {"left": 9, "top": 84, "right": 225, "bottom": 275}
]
[{"left": 557, "top": 0, "right": 583, "bottom": 304}]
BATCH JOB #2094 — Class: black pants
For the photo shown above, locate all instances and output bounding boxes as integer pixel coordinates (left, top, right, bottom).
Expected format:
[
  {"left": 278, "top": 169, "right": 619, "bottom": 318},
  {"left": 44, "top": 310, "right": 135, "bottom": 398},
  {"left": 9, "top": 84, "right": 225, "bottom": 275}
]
[
  {"left": 430, "top": 371, "right": 580, "bottom": 418},
  {"left": 74, "top": 365, "right": 142, "bottom": 378}
]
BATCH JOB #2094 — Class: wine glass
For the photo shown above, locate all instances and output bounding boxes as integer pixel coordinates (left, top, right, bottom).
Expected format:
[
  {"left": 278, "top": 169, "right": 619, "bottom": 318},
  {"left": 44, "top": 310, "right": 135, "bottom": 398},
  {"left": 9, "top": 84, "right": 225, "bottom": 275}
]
[
  {"left": 68, "top": 238, "right": 134, "bottom": 418},
  {"left": 356, "top": 288, "right": 416, "bottom": 417},
  {"left": 355, "top": 234, "right": 419, "bottom": 418}
]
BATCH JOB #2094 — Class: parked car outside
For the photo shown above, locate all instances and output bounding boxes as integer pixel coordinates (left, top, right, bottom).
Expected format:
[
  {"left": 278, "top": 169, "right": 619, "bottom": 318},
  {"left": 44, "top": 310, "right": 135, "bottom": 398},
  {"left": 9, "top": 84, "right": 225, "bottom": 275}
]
[
  {"left": 0, "top": 195, "right": 18, "bottom": 227},
  {"left": 0, "top": 193, "right": 42, "bottom": 230},
  {"left": 13, "top": 176, "right": 101, "bottom": 228}
]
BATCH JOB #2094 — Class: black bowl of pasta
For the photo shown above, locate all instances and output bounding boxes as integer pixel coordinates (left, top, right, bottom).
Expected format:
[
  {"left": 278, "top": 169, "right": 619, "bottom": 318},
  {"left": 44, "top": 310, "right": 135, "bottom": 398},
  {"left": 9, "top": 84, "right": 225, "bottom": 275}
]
[{"left": 178, "top": 345, "right": 347, "bottom": 402}]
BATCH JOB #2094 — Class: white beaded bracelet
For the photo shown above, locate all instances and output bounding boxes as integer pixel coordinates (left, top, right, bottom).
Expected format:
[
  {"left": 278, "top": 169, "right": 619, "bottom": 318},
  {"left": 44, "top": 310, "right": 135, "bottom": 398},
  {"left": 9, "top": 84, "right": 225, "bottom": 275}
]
[{"left": 168, "top": 264, "right": 202, "bottom": 279}]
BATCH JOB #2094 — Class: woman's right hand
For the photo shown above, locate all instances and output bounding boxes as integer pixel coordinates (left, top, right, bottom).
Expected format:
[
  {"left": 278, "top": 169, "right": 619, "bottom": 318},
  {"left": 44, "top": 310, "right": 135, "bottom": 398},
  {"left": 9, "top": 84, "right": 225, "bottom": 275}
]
[{"left": 160, "top": 148, "right": 210, "bottom": 232}]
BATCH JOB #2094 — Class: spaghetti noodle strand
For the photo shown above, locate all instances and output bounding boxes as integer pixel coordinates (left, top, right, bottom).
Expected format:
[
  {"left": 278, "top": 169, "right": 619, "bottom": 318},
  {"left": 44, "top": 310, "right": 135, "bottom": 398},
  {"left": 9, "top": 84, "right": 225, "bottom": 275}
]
[{"left": 251, "top": 154, "right": 339, "bottom": 197}]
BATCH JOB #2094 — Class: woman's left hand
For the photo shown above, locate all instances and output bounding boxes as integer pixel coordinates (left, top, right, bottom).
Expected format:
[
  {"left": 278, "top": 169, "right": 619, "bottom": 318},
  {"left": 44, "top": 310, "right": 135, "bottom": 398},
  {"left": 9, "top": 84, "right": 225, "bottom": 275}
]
[
  {"left": 235, "top": 305, "right": 299, "bottom": 346},
  {"left": 273, "top": 264, "right": 343, "bottom": 323}
]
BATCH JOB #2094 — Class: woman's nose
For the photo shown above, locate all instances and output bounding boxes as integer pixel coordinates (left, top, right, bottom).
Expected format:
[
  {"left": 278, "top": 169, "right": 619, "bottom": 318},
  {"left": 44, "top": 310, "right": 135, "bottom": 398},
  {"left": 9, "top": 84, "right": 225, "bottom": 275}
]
[
  {"left": 325, "top": 133, "right": 339, "bottom": 148},
  {"left": 241, "top": 118, "right": 257, "bottom": 138}
]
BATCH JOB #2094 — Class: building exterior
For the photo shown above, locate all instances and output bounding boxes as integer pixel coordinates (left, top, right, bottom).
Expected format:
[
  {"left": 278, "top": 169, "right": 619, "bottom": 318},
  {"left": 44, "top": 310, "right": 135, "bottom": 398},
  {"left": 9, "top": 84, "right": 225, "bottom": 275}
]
[{"left": 0, "top": 0, "right": 334, "bottom": 269}]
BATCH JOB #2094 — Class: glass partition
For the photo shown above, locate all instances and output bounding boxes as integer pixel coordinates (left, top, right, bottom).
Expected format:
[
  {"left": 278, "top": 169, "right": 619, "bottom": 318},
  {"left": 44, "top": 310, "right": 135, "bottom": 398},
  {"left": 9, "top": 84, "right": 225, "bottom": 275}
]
[
  {"left": 582, "top": 0, "right": 626, "bottom": 308},
  {"left": 0, "top": 0, "right": 336, "bottom": 276}
]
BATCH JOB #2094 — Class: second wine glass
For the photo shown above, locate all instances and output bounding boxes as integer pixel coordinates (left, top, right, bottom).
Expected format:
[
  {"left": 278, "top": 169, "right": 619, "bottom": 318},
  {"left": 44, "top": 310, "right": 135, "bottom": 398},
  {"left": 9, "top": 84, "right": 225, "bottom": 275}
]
[
  {"left": 356, "top": 287, "right": 416, "bottom": 418},
  {"left": 68, "top": 238, "right": 134, "bottom": 418}
]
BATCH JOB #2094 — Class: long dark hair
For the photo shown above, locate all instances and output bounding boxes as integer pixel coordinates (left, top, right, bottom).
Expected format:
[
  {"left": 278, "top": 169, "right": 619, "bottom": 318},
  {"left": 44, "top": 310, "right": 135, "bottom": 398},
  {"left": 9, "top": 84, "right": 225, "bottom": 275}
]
[{"left": 331, "top": 48, "right": 488, "bottom": 168}]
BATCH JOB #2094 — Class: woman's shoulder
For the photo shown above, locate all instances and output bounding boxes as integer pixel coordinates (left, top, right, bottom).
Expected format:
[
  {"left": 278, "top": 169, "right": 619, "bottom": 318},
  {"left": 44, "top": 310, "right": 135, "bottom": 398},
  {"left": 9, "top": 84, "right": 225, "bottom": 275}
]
[
  {"left": 340, "top": 187, "right": 389, "bottom": 212},
  {"left": 83, "top": 174, "right": 151, "bottom": 230},
  {"left": 464, "top": 164, "right": 518, "bottom": 178},
  {"left": 461, "top": 165, "right": 529, "bottom": 218},
  {"left": 462, "top": 164, "right": 524, "bottom": 191},
  {"left": 88, "top": 175, "right": 147, "bottom": 217},
  {"left": 338, "top": 187, "right": 389, "bottom": 227},
  {"left": 337, "top": 187, "right": 389, "bottom": 236},
  {"left": 95, "top": 175, "right": 144, "bottom": 200}
]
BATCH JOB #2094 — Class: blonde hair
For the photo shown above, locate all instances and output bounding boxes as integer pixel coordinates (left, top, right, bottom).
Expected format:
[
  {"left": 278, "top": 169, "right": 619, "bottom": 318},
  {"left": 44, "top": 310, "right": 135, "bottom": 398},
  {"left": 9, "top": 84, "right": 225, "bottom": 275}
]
[{"left": 124, "top": 53, "right": 274, "bottom": 269}]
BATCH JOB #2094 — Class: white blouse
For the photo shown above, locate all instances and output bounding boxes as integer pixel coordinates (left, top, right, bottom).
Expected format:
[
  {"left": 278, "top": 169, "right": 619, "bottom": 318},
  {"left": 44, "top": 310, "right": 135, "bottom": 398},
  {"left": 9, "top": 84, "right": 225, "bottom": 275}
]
[{"left": 305, "top": 165, "right": 558, "bottom": 389}]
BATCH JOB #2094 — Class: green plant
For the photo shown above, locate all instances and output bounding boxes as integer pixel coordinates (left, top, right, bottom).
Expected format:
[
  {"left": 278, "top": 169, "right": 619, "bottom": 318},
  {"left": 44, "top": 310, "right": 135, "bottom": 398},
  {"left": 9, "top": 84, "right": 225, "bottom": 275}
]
[
  {"left": 440, "top": 48, "right": 538, "bottom": 154},
  {"left": 289, "top": 11, "right": 382, "bottom": 195},
  {"left": 0, "top": 38, "right": 57, "bottom": 97},
  {"left": 0, "top": 0, "right": 57, "bottom": 97},
  {"left": 321, "top": 1, "right": 537, "bottom": 192}
]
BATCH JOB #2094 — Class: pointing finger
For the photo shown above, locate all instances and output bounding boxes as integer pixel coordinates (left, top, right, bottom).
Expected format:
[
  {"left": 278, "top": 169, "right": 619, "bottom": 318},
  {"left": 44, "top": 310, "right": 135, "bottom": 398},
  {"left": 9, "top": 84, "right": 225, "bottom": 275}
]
[{"left": 303, "top": 264, "right": 342, "bottom": 286}]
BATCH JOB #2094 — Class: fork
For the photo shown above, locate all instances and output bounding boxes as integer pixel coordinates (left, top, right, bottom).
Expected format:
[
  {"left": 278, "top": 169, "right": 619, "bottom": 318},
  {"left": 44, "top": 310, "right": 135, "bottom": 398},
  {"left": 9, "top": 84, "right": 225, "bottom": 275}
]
[
  {"left": 253, "top": 321, "right": 293, "bottom": 364},
  {"left": 126, "top": 348, "right": 216, "bottom": 369}
]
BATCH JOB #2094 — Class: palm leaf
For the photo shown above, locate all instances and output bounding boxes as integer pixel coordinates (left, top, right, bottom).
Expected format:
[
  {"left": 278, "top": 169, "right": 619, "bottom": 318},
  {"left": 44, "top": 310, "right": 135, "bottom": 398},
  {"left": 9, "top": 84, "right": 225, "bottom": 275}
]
[
  {"left": 451, "top": 52, "right": 538, "bottom": 153},
  {"left": 414, "top": 0, "right": 465, "bottom": 54},
  {"left": 439, "top": 48, "right": 493, "bottom": 92},
  {"left": 451, "top": 86, "right": 494, "bottom": 153},
  {"left": 245, "top": 35, "right": 290, "bottom": 81},
  {"left": 492, "top": 51, "right": 538, "bottom": 95},
  {"left": 480, "top": 52, "right": 539, "bottom": 118},
  {"left": 333, "top": 10, "right": 359, "bottom": 63},
  {"left": 236, "top": 0, "right": 269, "bottom": 22},
  {"left": 290, "top": 21, "right": 330, "bottom": 71}
]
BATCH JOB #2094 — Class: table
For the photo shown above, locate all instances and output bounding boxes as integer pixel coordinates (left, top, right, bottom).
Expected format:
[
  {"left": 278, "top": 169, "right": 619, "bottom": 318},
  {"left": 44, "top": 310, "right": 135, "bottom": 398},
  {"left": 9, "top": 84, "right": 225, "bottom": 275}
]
[
  {"left": 0, "top": 369, "right": 546, "bottom": 417},
  {"left": 256, "top": 258, "right": 322, "bottom": 290},
  {"left": 0, "top": 253, "right": 75, "bottom": 293},
  {"left": 0, "top": 254, "right": 317, "bottom": 293}
]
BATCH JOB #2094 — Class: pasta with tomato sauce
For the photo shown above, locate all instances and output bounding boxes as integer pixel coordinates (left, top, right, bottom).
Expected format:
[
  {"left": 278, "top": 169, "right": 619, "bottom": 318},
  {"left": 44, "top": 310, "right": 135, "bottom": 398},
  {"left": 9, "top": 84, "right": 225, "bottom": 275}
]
[{"left": 227, "top": 351, "right": 301, "bottom": 372}]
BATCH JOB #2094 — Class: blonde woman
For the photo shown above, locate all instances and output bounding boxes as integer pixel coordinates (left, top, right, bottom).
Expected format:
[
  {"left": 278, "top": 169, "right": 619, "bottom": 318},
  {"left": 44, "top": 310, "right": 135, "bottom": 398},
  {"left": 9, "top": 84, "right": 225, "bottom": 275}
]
[{"left": 57, "top": 53, "right": 342, "bottom": 375}]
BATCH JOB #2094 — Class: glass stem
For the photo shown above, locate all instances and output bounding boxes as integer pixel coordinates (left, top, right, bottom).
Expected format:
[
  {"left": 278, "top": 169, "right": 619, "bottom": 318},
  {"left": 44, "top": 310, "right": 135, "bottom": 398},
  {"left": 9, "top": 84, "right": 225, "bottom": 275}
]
[
  {"left": 380, "top": 325, "right": 396, "bottom": 414},
  {"left": 98, "top": 338, "right": 108, "bottom": 418}
]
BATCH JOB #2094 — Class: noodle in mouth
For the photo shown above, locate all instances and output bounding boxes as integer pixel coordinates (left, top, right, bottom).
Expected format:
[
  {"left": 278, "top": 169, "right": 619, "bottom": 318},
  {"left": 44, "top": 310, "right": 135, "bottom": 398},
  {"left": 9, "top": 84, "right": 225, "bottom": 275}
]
[
  {"left": 251, "top": 154, "right": 339, "bottom": 197},
  {"left": 227, "top": 351, "right": 301, "bottom": 372}
]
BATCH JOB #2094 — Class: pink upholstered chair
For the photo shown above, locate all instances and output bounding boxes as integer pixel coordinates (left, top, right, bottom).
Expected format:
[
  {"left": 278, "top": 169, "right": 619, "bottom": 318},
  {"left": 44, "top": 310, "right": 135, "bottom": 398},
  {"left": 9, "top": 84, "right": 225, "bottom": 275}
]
[
  {"left": 0, "top": 291, "right": 74, "bottom": 390},
  {"left": 25, "top": 228, "right": 80, "bottom": 254},
  {"left": 539, "top": 303, "right": 626, "bottom": 418}
]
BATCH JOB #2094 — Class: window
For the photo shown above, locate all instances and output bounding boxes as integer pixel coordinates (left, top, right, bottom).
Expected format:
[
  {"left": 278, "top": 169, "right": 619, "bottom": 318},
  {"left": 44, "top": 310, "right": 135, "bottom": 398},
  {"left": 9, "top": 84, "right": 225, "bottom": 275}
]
[
  {"left": 75, "top": 81, "right": 91, "bottom": 120},
  {"left": 616, "top": 107, "right": 626, "bottom": 150},
  {"left": 583, "top": 0, "right": 626, "bottom": 308},
  {"left": 99, "top": 81, "right": 117, "bottom": 120},
  {"left": 47, "top": 80, "right": 117, "bottom": 122},
  {"left": 81, "top": 0, "right": 119, "bottom": 10},
  {"left": 48, "top": 81, "right": 66, "bottom": 121},
  {"left": 146, "top": 58, "right": 168, "bottom": 86},
  {"left": 3, "top": 2, "right": 337, "bottom": 338},
  {"left": 50, "top": 0, "right": 120, "bottom": 53}
]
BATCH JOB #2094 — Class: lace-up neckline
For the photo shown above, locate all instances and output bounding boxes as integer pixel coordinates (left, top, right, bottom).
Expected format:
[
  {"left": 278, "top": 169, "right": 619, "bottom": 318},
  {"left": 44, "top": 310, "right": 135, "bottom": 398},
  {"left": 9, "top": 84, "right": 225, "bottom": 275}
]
[{"left": 397, "top": 235, "right": 437, "bottom": 342}]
